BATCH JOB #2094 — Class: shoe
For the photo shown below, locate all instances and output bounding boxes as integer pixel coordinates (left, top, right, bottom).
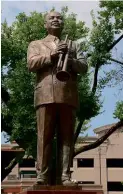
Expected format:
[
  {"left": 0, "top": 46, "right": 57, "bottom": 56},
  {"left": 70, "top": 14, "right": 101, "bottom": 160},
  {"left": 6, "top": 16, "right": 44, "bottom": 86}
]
[
  {"left": 35, "top": 179, "right": 48, "bottom": 185},
  {"left": 62, "top": 179, "right": 78, "bottom": 186}
]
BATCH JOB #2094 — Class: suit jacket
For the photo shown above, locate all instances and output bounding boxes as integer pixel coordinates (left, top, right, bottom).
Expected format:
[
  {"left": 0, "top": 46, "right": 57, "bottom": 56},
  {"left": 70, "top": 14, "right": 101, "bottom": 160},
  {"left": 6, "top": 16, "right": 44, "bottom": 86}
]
[{"left": 27, "top": 35, "right": 88, "bottom": 108}]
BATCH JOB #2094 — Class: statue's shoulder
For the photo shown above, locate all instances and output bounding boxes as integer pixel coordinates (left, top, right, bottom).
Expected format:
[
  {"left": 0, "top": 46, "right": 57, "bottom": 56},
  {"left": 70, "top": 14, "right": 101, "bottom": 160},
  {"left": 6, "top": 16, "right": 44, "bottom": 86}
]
[
  {"left": 29, "top": 39, "right": 44, "bottom": 45},
  {"left": 71, "top": 40, "right": 76, "bottom": 46}
]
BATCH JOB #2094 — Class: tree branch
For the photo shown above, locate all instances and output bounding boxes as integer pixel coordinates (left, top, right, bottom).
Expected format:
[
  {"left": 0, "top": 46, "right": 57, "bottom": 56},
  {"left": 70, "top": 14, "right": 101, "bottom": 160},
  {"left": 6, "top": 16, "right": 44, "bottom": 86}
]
[
  {"left": 91, "top": 34, "right": 123, "bottom": 94},
  {"left": 110, "top": 58, "right": 123, "bottom": 65},
  {"left": 1, "top": 151, "right": 25, "bottom": 182},
  {"left": 92, "top": 64, "right": 99, "bottom": 94},
  {"left": 1, "top": 158, "right": 17, "bottom": 182},
  {"left": 5, "top": 152, "right": 24, "bottom": 170},
  {"left": 73, "top": 120, "right": 123, "bottom": 157},
  {"left": 1, "top": 114, "right": 28, "bottom": 152},
  {"left": 107, "top": 34, "right": 123, "bottom": 51}
]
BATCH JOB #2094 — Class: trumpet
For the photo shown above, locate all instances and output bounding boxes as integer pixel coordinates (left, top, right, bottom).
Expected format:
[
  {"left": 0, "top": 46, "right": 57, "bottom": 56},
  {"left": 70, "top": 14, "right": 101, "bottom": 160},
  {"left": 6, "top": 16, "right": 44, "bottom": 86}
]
[{"left": 56, "top": 35, "right": 72, "bottom": 82}]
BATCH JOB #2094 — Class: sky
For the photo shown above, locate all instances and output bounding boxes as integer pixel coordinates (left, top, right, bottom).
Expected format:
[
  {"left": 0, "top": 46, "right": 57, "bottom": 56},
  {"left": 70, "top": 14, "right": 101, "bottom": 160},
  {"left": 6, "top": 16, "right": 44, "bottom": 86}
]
[
  {"left": 1, "top": 0, "right": 99, "bottom": 27},
  {"left": 1, "top": 0, "right": 123, "bottom": 143}
]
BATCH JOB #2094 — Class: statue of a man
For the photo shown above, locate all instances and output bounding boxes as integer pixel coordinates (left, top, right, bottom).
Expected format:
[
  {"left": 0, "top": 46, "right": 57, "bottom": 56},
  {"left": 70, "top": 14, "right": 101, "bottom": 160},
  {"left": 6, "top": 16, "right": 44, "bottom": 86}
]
[{"left": 27, "top": 11, "right": 88, "bottom": 185}]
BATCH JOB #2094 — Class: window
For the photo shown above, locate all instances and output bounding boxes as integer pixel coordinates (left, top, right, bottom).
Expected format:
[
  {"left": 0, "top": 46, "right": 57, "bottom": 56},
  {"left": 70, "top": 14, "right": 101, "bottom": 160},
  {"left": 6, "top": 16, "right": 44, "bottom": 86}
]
[
  {"left": 107, "top": 159, "right": 123, "bottom": 168},
  {"left": 78, "top": 181, "right": 94, "bottom": 184},
  {"left": 20, "top": 170, "right": 37, "bottom": 178},
  {"left": 77, "top": 159, "right": 94, "bottom": 167},
  {"left": 23, "top": 174, "right": 37, "bottom": 178},
  {"left": 19, "top": 159, "right": 35, "bottom": 168},
  {"left": 107, "top": 182, "right": 123, "bottom": 191}
]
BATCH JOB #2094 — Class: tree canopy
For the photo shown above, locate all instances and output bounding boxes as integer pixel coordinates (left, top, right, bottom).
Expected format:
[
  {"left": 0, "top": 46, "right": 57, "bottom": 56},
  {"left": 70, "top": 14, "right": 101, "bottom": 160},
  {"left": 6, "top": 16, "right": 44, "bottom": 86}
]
[
  {"left": 99, "top": 0, "right": 123, "bottom": 33},
  {"left": 99, "top": 0, "right": 123, "bottom": 119}
]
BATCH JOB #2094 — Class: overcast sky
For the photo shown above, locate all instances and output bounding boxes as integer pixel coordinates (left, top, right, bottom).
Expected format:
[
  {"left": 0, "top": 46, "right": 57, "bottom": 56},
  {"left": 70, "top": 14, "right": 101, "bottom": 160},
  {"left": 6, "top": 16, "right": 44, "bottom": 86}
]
[
  {"left": 1, "top": 0, "right": 123, "bottom": 143},
  {"left": 1, "top": 0, "right": 100, "bottom": 28}
]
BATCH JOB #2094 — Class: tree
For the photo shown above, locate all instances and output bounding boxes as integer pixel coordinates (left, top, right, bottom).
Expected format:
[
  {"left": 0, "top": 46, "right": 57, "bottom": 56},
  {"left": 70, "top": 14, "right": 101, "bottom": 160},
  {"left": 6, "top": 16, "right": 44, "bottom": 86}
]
[
  {"left": 1, "top": 3, "right": 123, "bottom": 180},
  {"left": 99, "top": 0, "right": 123, "bottom": 33},
  {"left": 98, "top": 1, "right": 123, "bottom": 121},
  {"left": 74, "top": 0, "right": 123, "bottom": 155}
]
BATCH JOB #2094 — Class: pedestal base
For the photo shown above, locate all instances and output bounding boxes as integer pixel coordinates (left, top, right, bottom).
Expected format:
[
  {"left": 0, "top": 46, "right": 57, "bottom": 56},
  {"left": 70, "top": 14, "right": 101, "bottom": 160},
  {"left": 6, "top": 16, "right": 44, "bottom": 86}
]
[{"left": 20, "top": 185, "right": 104, "bottom": 194}]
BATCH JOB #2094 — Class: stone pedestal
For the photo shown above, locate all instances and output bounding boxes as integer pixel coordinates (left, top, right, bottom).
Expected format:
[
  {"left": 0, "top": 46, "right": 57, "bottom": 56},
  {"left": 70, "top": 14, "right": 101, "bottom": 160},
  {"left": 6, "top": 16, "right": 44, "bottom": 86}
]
[{"left": 20, "top": 185, "right": 104, "bottom": 194}]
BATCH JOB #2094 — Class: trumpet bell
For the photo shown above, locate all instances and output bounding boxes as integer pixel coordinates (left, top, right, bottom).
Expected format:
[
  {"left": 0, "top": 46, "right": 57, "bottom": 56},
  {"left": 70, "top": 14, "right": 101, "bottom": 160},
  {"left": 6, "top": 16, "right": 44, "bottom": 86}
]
[{"left": 56, "top": 70, "right": 70, "bottom": 82}]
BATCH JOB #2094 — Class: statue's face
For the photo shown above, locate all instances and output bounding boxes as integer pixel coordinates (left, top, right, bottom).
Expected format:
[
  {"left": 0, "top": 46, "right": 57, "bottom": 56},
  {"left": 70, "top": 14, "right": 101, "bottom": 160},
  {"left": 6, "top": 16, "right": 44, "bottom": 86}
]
[{"left": 45, "top": 12, "right": 64, "bottom": 32}]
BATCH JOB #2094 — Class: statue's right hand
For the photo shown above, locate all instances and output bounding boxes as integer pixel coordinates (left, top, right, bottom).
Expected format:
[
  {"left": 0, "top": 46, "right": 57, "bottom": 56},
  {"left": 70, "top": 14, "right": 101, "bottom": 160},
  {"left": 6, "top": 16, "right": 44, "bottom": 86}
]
[
  {"left": 51, "top": 43, "right": 68, "bottom": 60},
  {"left": 51, "top": 50, "right": 59, "bottom": 60},
  {"left": 56, "top": 42, "right": 68, "bottom": 53}
]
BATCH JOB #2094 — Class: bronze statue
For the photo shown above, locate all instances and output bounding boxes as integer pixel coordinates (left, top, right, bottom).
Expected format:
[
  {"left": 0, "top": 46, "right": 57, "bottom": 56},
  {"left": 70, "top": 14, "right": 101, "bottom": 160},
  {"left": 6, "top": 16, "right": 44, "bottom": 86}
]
[{"left": 27, "top": 11, "right": 88, "bottom": 186}]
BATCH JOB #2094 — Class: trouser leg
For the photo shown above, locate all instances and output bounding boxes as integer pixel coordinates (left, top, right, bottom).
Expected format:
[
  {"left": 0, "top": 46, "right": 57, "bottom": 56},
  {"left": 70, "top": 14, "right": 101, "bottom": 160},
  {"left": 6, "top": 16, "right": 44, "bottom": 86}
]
[
  {"left": 36, "top": 104, "right": 56, "bottom": 184},
  {"left": 57, "top": 104, "right": 76, "bottom": 183}
]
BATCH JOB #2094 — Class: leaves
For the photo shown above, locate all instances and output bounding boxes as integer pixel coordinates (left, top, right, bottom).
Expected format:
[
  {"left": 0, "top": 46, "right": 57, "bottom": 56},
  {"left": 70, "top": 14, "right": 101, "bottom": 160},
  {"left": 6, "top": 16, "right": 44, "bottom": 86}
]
[
  {"left": 114, "top": 101, "right": 123, "bottom": 120},
  {"left": 99, "top": 1, "right": 123, "bottom": 33},
  {"left": 76, "top": 73, "right": 101, "bottom": 120},
  {"left": 89, "top": 12, "right": 114, "bottom": 68}
]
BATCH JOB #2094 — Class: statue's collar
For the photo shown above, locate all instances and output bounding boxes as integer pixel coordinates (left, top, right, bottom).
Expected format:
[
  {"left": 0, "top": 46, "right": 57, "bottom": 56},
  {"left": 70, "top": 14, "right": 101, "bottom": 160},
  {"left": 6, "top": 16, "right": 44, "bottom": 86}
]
[{"left": 45, "top": 34, "right": 61, "bottom": 42}]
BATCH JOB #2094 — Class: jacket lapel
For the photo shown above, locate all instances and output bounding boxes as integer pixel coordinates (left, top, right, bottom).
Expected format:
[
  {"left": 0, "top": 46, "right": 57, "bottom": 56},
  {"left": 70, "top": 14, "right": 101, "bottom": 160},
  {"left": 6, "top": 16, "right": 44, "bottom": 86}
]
[
  {"left": 42, "top": 41, "right": 57, "bottom": 51},
  {"left": 42, "top": 35, "right": 59, "bottom": 51}
]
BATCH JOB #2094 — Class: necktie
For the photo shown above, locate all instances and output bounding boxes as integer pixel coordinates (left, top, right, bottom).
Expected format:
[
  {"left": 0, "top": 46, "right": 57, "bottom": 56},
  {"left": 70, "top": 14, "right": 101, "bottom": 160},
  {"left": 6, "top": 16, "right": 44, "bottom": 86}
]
[{"left": 55, "top": 37, "right": 60, "bottom": 45}]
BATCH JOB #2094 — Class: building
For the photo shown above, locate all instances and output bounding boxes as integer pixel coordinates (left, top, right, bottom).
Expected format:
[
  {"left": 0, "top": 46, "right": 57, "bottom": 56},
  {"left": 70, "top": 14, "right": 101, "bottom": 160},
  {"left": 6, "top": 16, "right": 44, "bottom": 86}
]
[{"left": 1, "top": 124, "right": 123, "bottom": 194}]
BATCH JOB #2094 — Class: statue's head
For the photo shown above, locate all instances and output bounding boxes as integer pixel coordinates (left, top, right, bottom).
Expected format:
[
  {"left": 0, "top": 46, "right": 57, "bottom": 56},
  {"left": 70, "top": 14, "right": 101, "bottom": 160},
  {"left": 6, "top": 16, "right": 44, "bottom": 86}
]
[{"left": 44, "top": 11, "right": 64, "bottom": 35}]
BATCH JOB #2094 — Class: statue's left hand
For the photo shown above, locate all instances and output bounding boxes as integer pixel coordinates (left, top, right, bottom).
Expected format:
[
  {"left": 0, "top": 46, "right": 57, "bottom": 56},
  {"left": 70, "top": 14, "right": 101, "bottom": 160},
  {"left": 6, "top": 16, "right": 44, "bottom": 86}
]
[
  {"left": 68, "top": 48, "right": 74, "bottom": 58},
  {"left": 56, "top": 42, "right": 68, "bottom": 54},
  {"left": 67, "top": 58, "right": 74, "bottom": 72}
]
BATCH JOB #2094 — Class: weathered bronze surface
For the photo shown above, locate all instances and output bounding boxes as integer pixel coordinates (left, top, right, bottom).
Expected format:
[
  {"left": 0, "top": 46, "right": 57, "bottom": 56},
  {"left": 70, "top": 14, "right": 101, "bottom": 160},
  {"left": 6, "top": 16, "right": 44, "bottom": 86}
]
[{"left": 27, "top": 11, "right": 88, "bottom": 185}]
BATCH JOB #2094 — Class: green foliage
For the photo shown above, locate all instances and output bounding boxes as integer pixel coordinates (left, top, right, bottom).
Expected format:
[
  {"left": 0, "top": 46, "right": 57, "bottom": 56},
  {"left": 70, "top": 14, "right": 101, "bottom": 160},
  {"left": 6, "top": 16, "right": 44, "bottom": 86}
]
[
  {"left": 88, "top": 11, "right": 114, "bottom": 68},
  {"left": 114, "top": 101, "right": 123, "bottom": 120},
  {"left": 76, "top": 74, "right": 101, "bottom": 121},
  {"left": 88, "top": 1, "right": 123, "bottom": 95},
  {"left": 1, "top": 21, "right": 13, "bottom": 69},
  {"left": 98, "top": 66, "right": 123, "bottom": 90},
  {"left": 61, "top": 6, "right": 89, "bottom": 40},
  {"left": 95, "top": 1, "right": 123, "bottom": 99},
  {"left": 2, "top": 12, "right": 48, "bottom": 156},
  {"left": 99, "top": 0, "right": 123, "bottom": 32},
  {"left": 62, "top": 14, "right": 88, "bottom": 40}
]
